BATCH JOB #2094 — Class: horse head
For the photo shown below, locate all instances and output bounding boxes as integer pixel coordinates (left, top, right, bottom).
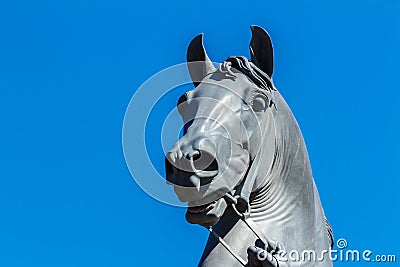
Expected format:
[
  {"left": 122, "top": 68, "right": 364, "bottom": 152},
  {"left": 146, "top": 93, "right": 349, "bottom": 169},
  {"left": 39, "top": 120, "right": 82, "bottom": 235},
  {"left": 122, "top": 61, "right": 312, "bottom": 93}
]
[{"left": 165, "top": 26, "right": 275, "bottom": 227}]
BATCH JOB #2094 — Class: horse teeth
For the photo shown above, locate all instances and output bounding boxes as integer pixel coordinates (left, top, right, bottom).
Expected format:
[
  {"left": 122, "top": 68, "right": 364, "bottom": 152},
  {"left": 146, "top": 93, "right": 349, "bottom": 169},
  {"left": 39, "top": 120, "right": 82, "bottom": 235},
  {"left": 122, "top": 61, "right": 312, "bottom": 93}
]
[{"left": 188, "top": 202, "right": 216, "bottom": 214}]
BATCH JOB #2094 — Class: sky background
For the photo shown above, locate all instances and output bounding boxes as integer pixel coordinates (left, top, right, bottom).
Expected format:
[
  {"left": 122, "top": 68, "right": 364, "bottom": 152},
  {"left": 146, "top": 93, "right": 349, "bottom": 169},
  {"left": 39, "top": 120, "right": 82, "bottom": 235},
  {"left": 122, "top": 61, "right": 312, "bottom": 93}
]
[{"left": 0, "top": 1, "right": 399, "bottom": 266}]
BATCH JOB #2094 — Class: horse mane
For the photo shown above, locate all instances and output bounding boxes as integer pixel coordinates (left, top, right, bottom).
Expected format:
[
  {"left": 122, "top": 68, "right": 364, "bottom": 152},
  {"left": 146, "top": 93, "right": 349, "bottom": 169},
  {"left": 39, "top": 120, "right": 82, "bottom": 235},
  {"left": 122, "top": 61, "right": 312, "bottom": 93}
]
[
  {"left": 221, "top": 56, "right": 335, "bottom": 250},
  {"left": 220, "top": 56, "right": 276, "bottom": 92}
]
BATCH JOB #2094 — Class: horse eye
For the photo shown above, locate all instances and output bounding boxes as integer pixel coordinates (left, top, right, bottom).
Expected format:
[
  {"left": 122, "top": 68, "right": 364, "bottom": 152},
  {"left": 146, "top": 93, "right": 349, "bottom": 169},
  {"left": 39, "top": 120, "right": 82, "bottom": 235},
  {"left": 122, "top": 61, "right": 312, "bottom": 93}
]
[
  {"left": 177, "top": 93, "right": 188, "bottom": 114},
  {"left": 251, "top": 94, "right": 268, "bottom": 112}
]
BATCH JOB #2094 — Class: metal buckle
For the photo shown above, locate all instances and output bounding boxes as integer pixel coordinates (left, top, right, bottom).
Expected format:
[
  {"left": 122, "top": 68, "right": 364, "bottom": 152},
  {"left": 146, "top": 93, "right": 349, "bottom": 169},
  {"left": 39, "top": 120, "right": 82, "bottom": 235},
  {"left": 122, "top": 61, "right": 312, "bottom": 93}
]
[{"left": 224, "top": 193, "right": 251, "bottom": 219}]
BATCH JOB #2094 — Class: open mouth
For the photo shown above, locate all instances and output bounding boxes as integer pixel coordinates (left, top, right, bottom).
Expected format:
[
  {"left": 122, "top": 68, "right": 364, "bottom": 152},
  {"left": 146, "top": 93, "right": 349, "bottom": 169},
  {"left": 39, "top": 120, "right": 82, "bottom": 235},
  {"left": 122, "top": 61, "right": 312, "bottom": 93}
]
[
  {"left": 186, "top": 198, "right": 227, "bottom": 227},
  {"left": 187, "top": 200, "right": 217, "bottom": 214}
]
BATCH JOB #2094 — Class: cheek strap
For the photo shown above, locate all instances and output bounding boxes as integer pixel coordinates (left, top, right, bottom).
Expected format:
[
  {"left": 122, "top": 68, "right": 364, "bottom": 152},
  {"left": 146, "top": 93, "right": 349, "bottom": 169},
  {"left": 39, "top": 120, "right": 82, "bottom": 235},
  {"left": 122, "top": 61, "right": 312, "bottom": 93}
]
[{"left": 231, "top": 109, "right": 274, "bottom": 211}]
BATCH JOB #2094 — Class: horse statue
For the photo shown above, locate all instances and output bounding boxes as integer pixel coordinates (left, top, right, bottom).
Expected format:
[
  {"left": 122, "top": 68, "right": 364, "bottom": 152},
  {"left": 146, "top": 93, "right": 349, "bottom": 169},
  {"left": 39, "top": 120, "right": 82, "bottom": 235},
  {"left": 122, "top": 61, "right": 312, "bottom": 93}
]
[{"left": 165, "top": 26, "right": 333, "bottom": 266}]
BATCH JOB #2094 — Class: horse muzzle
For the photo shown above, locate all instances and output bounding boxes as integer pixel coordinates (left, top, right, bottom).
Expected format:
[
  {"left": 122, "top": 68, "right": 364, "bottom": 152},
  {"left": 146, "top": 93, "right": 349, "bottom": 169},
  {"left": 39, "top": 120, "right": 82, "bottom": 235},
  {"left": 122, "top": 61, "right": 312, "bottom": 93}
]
[
  {"left": 165, "top": 138, "right": 219, "bottom": 190},
  {"left": 165, "top": 130, "right": 250, "bottom": 208}
]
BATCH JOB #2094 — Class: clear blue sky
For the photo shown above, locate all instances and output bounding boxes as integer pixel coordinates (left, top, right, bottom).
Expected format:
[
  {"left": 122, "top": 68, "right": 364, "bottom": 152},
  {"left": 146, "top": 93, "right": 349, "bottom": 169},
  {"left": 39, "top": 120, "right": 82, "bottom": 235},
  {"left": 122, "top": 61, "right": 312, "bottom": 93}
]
[{"left": 0, "top": 1, "right": 399, "bottom": 266}]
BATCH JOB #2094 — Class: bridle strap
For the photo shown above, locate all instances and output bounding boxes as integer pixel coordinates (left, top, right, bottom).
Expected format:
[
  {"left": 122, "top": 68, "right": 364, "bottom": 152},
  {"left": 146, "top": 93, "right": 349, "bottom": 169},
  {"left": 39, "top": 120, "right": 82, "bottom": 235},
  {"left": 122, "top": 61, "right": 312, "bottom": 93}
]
[
  {"left": 206, "top": 227, "right": 247, "bottom": 266},
  {"left": 234, "top": 109, "right": 273, "bottom": 210},
  {"left": 202, "top": 66, "right": 276, "bottom": 265},
  {"left": 225, "top": 194, "right": 277, "bottom": 250},
  {"left": 204, "top": 111, "right": 277, "bottom": 266},
  {"left": 205, "top": 199, "right": 279, "bottom": 266}
]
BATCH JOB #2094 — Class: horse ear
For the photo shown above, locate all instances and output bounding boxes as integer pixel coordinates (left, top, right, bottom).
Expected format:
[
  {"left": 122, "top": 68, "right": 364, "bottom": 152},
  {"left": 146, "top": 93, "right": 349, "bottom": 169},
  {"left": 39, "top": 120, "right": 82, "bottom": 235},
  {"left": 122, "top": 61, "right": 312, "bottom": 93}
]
[
  {"left": 249, "top": 25, "right": 274, "bottom": 77},
  {"left": 187, "top": 34, "right": 216, "bottom": 87}
]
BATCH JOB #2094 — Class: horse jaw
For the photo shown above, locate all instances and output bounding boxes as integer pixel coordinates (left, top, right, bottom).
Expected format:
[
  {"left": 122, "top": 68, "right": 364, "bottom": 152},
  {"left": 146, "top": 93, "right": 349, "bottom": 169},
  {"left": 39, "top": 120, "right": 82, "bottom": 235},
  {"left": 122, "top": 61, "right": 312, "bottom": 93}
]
[{"left": 185, "top": 198, "right": 227, "bottom": 227}]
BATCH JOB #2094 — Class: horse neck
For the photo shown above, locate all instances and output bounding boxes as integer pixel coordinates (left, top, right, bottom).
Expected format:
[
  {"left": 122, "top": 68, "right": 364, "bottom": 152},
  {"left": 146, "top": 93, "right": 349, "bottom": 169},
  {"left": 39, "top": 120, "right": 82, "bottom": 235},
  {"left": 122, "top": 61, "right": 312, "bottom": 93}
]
[
  {"left": 200, "top": 92, "right": 332, "bottom": 266},
  {"left": 250, "top": 91, "right": 315, "bottom": 217}
]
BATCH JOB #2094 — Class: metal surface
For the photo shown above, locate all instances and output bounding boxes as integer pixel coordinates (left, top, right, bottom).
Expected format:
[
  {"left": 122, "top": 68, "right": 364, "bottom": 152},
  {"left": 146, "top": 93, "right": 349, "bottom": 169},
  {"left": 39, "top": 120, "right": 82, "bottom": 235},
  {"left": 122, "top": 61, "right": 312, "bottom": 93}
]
[{"left": 165, "top": 25, "right": 333, "bottom": 266}]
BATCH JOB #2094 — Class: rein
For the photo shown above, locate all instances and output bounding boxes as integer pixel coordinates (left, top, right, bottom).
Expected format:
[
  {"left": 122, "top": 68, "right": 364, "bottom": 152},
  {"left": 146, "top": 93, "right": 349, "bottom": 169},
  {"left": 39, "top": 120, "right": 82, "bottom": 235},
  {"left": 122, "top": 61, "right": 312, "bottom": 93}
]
[{"left": 205, "top": 194, "right": 280, "bottom": 266}]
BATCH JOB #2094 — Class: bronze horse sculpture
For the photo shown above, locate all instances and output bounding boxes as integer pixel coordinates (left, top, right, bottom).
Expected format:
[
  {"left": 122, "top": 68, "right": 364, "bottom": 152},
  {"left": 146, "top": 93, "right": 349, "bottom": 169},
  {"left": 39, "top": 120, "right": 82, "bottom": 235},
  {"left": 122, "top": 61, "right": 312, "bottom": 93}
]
[{"left": 165, "top": 26, "right": 333, "bottom": 266}]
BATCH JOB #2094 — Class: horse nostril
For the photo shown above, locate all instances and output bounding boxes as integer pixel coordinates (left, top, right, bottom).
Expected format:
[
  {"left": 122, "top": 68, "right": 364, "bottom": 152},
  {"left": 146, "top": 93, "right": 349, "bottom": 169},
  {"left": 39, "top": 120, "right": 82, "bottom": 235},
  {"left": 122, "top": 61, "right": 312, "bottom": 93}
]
[
  {"left": 190, "top": 150, "right": 201, "bottom": 161},
  {"left": 190, "top": 150, "right": 218, "bottom": 178}
]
